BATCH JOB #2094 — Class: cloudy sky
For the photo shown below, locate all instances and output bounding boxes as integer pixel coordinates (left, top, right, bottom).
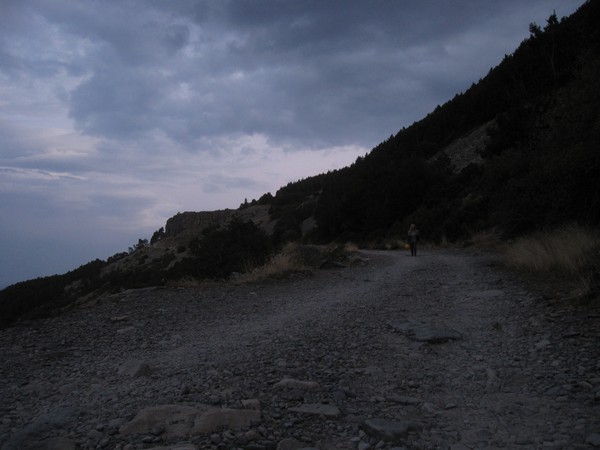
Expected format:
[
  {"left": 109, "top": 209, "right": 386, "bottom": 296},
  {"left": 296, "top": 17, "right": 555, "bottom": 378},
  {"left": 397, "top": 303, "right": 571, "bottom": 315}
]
[{"left": 0, "top": 0, "right": 584, "bottom": 287}]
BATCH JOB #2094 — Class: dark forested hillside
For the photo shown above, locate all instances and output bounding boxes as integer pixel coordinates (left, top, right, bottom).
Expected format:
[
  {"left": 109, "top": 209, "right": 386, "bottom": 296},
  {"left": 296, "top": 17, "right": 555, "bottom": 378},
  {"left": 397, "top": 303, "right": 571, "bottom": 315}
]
[{"left": 270, "top": 0, "right": 600, "bottom": 243}]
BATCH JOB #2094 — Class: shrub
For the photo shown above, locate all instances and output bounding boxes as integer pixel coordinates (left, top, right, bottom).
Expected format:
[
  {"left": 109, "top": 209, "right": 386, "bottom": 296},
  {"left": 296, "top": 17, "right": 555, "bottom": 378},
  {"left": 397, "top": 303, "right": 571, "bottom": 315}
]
[
  {"left": 169, "top": 218, "right": 271, "bottom": 280},
  {"left": 237, "top": 242, "right": 362, "bottom": 283},
  {"left": 237, "top": 243, "right": 310, "bottom": 282}
]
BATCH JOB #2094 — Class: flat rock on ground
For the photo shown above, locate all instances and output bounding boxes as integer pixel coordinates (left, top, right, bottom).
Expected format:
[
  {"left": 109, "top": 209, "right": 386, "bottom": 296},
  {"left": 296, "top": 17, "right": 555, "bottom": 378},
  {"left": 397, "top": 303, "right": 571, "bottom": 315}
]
[{"left": 0, "top": 249, "right": 599, "bottom": 449}]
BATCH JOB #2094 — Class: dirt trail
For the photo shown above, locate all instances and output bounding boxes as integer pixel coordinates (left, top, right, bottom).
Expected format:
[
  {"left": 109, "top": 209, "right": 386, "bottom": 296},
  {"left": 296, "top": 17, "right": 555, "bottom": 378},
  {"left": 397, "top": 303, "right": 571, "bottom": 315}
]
[{"left": 1, "top": 249, "right": 599, "bottom": 449}]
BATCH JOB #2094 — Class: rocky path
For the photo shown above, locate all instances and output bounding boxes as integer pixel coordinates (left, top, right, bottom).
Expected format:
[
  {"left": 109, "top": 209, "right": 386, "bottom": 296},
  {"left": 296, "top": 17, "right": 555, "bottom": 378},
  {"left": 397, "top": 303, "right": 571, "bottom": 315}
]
[{"left": 1, "top": 249, "right": 599, "bottom": 450}]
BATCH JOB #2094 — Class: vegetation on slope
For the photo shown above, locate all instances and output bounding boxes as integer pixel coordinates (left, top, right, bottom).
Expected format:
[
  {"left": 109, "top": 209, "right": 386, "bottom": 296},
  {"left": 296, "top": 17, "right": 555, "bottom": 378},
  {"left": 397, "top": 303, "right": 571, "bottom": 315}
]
[
  {"left": 0, "top": 219, "right": 270, "bottom": 328},
  {"left": 268, "top": 1, "right": 600, "bottom": 243}
]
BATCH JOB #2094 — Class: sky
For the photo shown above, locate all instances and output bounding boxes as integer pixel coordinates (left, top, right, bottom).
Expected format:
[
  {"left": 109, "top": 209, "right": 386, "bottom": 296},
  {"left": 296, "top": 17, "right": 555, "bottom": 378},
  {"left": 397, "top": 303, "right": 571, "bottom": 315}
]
[{"left": 0, "top": 0, "right": 585, "bottom": 288}]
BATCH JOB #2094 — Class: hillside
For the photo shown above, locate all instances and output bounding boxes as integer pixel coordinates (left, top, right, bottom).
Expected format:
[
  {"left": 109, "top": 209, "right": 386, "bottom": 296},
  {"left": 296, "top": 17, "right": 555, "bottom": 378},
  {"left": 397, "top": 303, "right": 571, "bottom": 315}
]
[
  {"left": 268, "top": 0, "right": 600, "bottom": 243},
  {"left": 1, "top": 1, "right": 599, "bottom": 327}
]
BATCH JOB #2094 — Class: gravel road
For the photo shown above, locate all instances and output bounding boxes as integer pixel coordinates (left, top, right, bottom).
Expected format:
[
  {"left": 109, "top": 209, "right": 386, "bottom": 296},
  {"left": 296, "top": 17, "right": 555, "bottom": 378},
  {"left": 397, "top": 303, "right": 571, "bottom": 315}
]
[{"left": 1, "top": 249, "right": 599, "bottom": 450}]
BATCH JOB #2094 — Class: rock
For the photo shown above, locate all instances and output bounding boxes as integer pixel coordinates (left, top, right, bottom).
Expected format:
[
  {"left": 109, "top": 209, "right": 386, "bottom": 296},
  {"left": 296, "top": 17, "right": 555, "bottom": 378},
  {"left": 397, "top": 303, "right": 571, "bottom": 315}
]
[
  {"left": 145, "top": 445, "right": 198, "bottom": 450},
  {"left": 273, "top": 378, "right": 320, "bottom": 391},
  {"left": 587, "top": 433, "right": 600, "bottom": 447},
  {"left": 118, "top": 359, "right": 152, "bottom": 377},
  {"left": 288, "top": 403, "right": 341, "bottom": 418},
  {"left": 120, "top": 404, "right": 261, "bottom": 437},
  {"left": 276, "top": 438, "right": 303, "bottom": 450},
  {"left": 242, "top": 398, "right": 262, "bottom": 411},
  {"left": 388, "top": 321, "right": 462, "bottom": 343},
  {"left": 361, "top": 418, "right": 422, "bottom": 442},
  {"left": 1, "top": 407, "right": 82, "bottom": 450},
  {"left": 386, "top": 395, "right": 421, "bottom": 405},
  {"left": 120, "top": 404, "right": 205, "bottom": 437},
  {"left": 13, "top": 437, "right": 78, "bottom": 450},
  {"left": 192, "top": 407, "right": 261, "bottom": 433}
]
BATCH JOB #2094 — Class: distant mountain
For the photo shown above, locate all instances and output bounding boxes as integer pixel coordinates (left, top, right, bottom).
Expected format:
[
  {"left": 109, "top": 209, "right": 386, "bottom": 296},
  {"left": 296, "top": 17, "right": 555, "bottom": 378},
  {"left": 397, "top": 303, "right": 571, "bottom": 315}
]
[{"left": 2, "top": 1, "right": 599, "bottom": 327}]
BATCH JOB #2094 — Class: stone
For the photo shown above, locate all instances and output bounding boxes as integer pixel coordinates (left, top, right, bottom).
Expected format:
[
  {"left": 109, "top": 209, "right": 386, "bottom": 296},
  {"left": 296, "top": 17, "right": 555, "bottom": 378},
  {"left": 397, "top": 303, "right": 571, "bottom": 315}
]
[
  {"left": 386, "top": 395, "right": 421, "bottom": 405},
  {"left": 276, "top": 438, "right": 303, "bottom": 450},
  {"left": 273, "top": 378, "right": 320, "bottom": 391},
  {"left": 118, "top": 359, "right": 152, "bottom": 377},
  {"left": 288, "top": 403, "right": 341, "bottom": 418},
  {"left": 587, "top": 433, "right": 600, "bottom": 447},
  {"left": 192, "top": 408, "right": 261, "bottom": 433},
  {"left": 361, "top": 418, "right": 423, "bottom": 442},
  {"left": 534, "top": 339, "right": 551, "bottom": 350},
  {"left": 120, "top": 405, "right": 205, "bottom": 437},
  {"left": 17, "top": 437, "right": 78, "bottom": 450},
  {"left": 145, "top": 445, "right": 198, "bottom": 450},
  {"left": 388, "top": 321, "right": 462, "bottom": 343},
  {"left": 242, "top": 398, "right": 262, "bottom": 410},
  {"left": 1, "top": 407, "right": 82, "bottom": 450},
  {"left": 120, "top": 404, "right": 261, "bottom": 437}
]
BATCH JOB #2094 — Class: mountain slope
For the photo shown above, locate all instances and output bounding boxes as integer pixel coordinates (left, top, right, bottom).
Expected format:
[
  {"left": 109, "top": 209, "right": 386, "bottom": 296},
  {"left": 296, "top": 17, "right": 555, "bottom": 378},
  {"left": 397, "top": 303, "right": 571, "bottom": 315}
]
[{"left": 267, "top": 0, "right": 599, "bottom": 243}]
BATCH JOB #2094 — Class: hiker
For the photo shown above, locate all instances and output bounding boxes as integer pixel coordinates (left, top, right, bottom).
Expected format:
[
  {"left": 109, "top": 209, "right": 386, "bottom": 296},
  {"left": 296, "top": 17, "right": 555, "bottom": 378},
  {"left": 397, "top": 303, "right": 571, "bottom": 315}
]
[{"left": 408, "top": 223, "right": 419, "bottom": 256}]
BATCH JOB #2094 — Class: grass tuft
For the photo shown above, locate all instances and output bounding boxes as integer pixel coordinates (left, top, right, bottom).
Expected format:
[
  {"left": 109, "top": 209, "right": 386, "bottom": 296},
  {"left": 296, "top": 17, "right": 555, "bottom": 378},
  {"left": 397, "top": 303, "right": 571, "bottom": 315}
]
[
  {"left": 236, "top": 242, "right": 363, "bottom": 283},
  {"left": 504, "top": 224, "right": 600, "bottom": 299},
  {"left": 236, "top": 243, "right": 313, "bottom": 283},
  {"left": 505, "top": 224, "right": 599, "bottom": 273}
]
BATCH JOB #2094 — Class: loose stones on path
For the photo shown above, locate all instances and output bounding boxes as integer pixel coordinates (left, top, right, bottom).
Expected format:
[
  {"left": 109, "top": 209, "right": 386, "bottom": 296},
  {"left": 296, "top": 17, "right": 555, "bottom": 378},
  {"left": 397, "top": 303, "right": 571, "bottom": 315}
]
[
  {"left": 119, "top": 403, "right": 261, "bottom": 438},
  {"left": 388, "top": 321, "right": 462, "bottom": 343}
]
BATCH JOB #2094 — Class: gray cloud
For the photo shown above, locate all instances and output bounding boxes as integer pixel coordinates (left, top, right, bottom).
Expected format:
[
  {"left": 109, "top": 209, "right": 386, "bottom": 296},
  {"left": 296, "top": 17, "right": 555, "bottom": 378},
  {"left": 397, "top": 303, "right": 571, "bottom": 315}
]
[{"left": 3, "top": 0, "right": 572, "bottom": 151}]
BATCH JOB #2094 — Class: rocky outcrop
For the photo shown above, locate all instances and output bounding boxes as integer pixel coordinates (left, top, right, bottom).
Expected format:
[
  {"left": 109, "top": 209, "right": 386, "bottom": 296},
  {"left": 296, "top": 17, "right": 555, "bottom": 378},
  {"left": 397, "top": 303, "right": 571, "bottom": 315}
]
[
  {"left": 164, "top": 205, "right": 273, "bottom": 238},
  {"left": 432, "top": 120, "right": 495, "bottom": 173},
  {"left": 164, "top": 210, "right": 235, "bottom": 237}
]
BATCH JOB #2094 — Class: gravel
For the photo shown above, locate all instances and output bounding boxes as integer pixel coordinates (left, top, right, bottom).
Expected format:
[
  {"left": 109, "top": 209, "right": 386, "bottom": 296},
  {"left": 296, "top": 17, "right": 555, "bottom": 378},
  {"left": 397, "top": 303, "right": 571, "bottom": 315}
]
[{"left": 1, "top": 249, "right": 599, "bottom": 449}]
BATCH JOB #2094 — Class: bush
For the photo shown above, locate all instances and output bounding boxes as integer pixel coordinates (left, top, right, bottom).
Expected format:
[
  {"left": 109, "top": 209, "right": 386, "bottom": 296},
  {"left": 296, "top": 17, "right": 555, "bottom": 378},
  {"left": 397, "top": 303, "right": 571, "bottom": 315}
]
[
  {"left": 169, "top": 218, "right": 271, "bottom": 280},
  {"left": 237, "top": 242, "right": 362, "bottom": 283}
]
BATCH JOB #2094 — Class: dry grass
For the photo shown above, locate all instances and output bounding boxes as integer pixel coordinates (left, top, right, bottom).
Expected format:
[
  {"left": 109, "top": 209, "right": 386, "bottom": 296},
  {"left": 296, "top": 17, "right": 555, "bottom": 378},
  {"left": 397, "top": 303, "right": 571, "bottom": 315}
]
[
  {"left": 504, "top": 224, "right": 600, "bottom": 300},
  {"left": 236, "top": 242, "right": 363, "bottom": 283},
  {"left": 505, "top": 224, "right": 599, "bottom": 273},
  {"left": 343, "top": 241, "right": 360, "bottom": 253},
  {"left": 236, "top": 243, "right": 313, "bottom": 283}
]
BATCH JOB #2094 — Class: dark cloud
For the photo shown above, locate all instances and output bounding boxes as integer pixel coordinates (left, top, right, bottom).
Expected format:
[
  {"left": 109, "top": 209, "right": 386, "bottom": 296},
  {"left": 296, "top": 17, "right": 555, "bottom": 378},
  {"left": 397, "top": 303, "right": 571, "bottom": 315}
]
[{"left": 53, "top": 0, "right": 582, "bottom": 149}]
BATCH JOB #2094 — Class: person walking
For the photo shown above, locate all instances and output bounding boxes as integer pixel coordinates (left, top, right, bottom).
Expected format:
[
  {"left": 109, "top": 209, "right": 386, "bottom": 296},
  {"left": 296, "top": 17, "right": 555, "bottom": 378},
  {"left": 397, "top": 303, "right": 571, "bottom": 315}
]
[{"left": 408, "top": 223, "right": 419, "bottom": 256}]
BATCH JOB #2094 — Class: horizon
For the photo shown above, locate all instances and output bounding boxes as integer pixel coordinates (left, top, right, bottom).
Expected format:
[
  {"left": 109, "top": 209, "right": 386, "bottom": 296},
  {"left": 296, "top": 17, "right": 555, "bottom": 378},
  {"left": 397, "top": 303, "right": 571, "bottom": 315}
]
[{"left": 0, "top": 0, "right": 585, "bottom": 288}]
